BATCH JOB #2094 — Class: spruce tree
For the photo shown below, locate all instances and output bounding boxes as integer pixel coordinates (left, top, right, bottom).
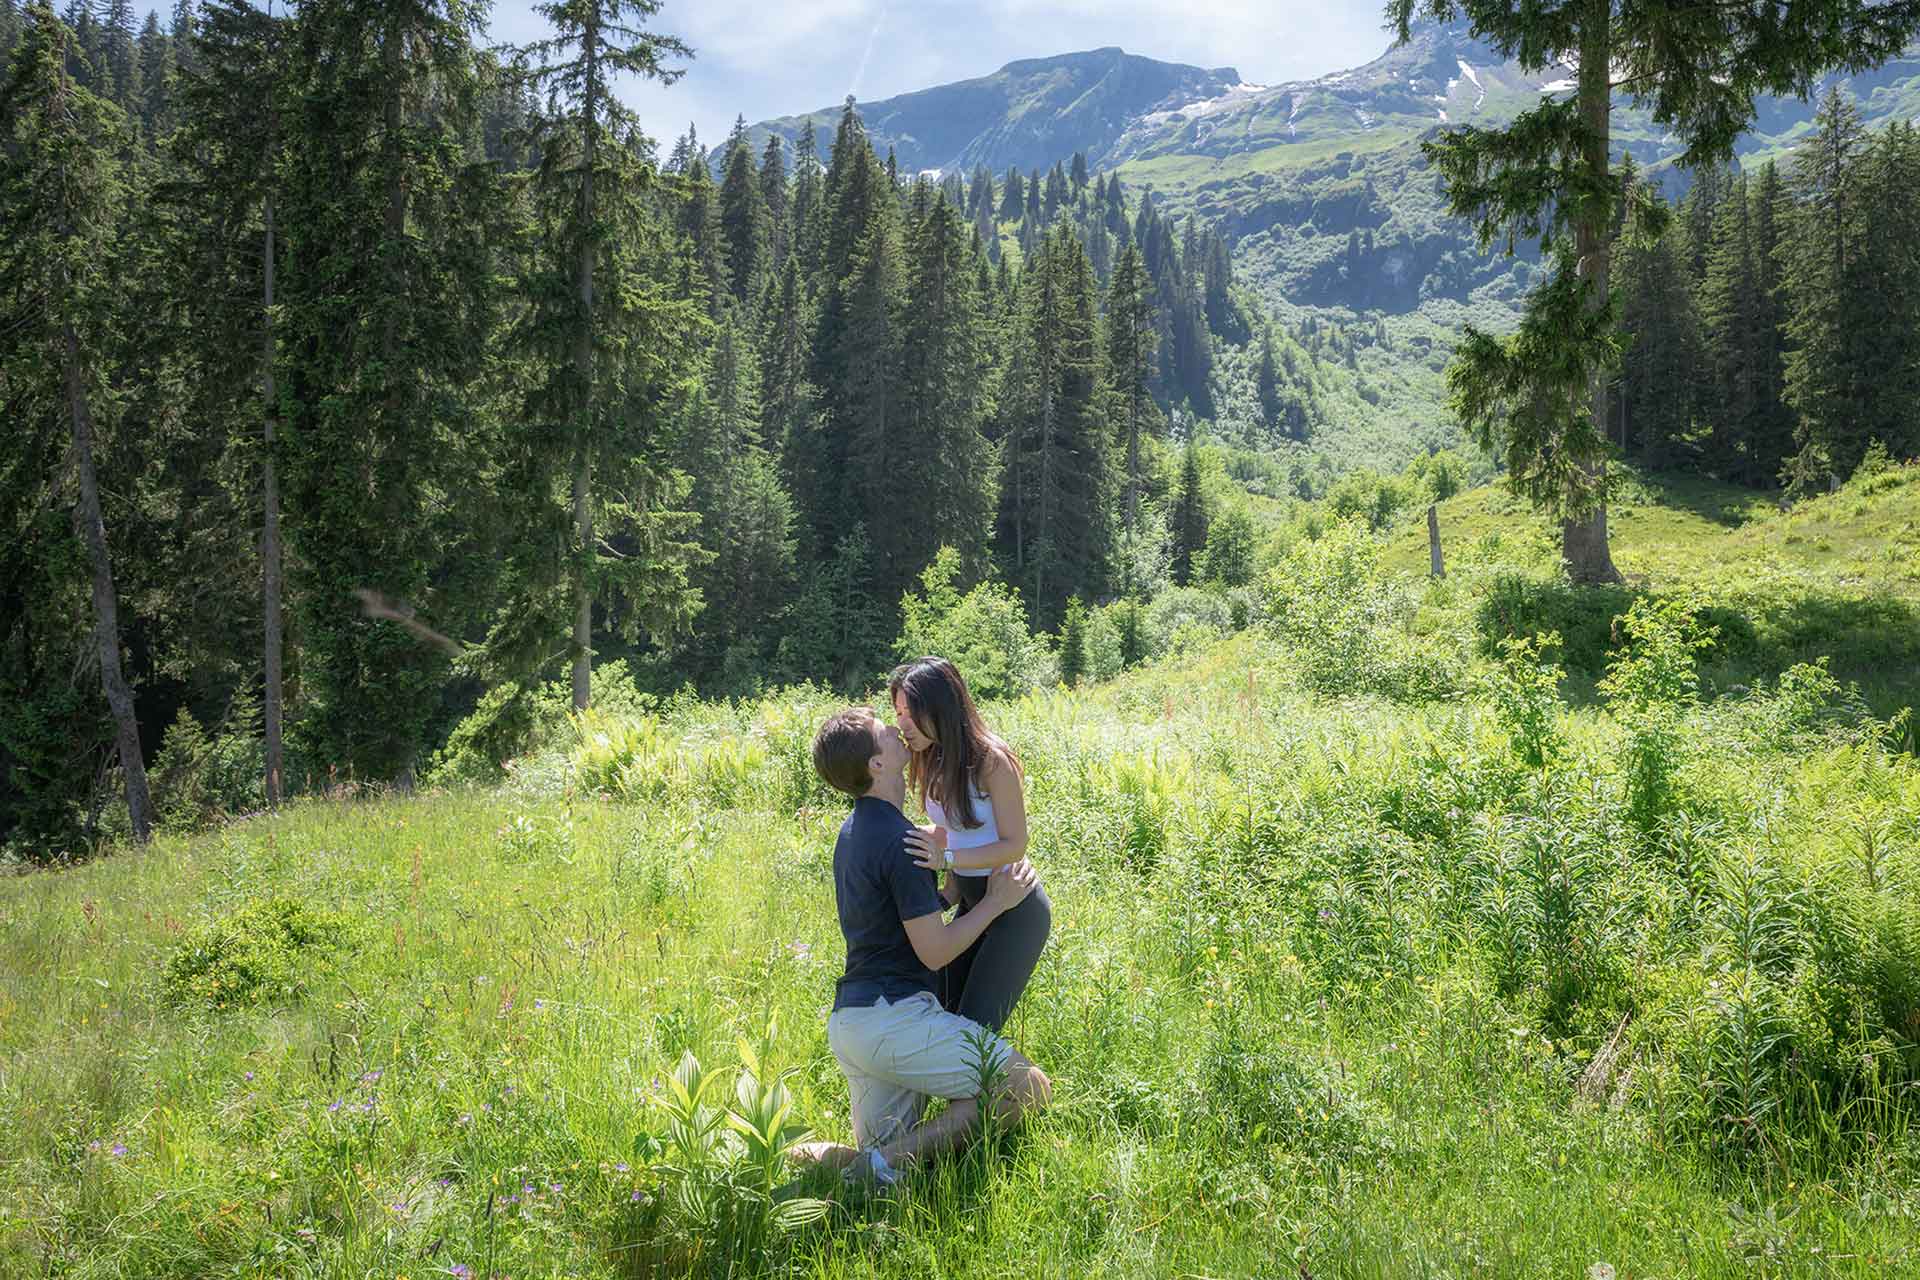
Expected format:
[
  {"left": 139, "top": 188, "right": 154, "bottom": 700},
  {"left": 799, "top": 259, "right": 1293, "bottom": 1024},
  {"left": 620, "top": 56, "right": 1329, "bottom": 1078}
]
[
  {"left": 1747, "top": 160, "right": 1795, "bottom": 482},
  {"left": 168, "top": 0, "right": 291, "bottom": 802},
  {"left": 1699, "top": 172, "right": 1762, "bottom": 474},
  {"left": 134, "top": 11, "right": 170, "bottom": 135},
  {"left": 718, "top": 114, "right": 770, "bottom": 303},
  {"left": 998, "top": 165, "right": 1023, "bottom": 220},
  {"left": 1058, "top": 595, "right": 1087, "bottom": 686},
  {"left": 892, "top": 189, "right": 997, "bottom": 588},
  {"left": 1847, "top": 120, "right": 1920, "bottom": 467},
  {"left": 1781, "top": 84, "right": 1870, "bottom": 484},
  {"left": 508, "top": 0, "right": 705, "bottom": 710},
  {"left": 1256, "top": 326, "right": 1284, "bottom": 437},
  {"left": 790, "top": 118, "right": 822, "bottom": 277},
  {"left": 676, "top": 142, "right": 728, "bottom": 314},
  {"left": 1000, "top": 224, "right": 1111, "bottom": 624},
  {"left": 0, "top": 2, "right": 154, "bottom": 840},
  {"left": 1615, "top": 185, "right": 1705, "bottom": 466},
  {"left": 758, "top": 132, "right": 788, "bottom": 270},
  {"left": 1105, "top": 241, "right": 1158, "bottom": 533},
  {"left": 680, "top": 306, "right": 795, "bottom": 673},
  {"left": 1169, "top": 439, "right": 1209, "bottom": 587},
  {"left": 278, "top": 0, "right": 503, "bottom": 777},
  {"left": 1389, "top": 0, "right": 1920, "bottom": 583}
]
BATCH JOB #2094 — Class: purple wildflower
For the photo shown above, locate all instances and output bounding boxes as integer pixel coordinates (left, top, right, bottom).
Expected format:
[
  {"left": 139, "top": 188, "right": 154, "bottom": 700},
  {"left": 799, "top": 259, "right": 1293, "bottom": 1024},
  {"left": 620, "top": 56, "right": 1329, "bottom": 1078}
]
[
  {"left": 244, "top": 1071, "right": 255, "bottom": 1082},
  {"left": 391, "top": 1201, "right": 407, "bottom": 1213},
  {"left": 630, "top": 1189, "right": 644, "bottom": 1202},
  {"left": 327, "top": 1100, "right": 344, "bottom": 1114},
  {"left": 360, "top": 1070, "right": 382, "bottom": 1085},
  {"left": 522, "top": 1182, "right": 535, "bottom": 1195},
  {"left": 451, "top": 1267, "right": 473, "bottom": 1280},
  {"left": 87, "top": 1140, "right": 102, "bottom": 1153},
  {"left": 110, "top": 1144, "right": 127, "bottom": 1157},
  {"left": 501, "top": 1194, "right": 520, "bottom": 1206},
  {"left": 533, "top": 999, "right": 546, "bottom": 1012},
  {"left": 614, "top": 1162, "right": 629, "bottom": 1174}
]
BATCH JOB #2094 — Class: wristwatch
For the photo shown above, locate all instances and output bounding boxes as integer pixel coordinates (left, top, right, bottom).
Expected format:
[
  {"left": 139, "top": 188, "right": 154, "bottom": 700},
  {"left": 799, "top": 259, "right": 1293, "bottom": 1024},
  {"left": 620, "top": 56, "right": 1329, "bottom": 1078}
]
[{"left": 943, "top": 848, "right": 955, "bottom": 871}]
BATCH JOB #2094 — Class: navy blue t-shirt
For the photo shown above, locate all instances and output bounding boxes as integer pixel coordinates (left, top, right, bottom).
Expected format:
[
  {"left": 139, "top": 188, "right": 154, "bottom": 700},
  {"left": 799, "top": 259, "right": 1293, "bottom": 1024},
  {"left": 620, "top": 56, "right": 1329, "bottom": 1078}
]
[{"left": 832, "top": 795, "right": 945, "bottom": 1011}]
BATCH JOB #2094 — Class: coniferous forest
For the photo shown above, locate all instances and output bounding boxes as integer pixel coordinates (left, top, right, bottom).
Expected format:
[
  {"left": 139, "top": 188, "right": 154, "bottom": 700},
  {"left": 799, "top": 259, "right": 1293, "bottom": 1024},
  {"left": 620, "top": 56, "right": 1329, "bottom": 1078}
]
[
  {"left": 1613, "top": 90, "right": 1920, "bottom": 489},
  {"left": 9, "top": 0, "right": 1920, "bottom": 860},
  {"left": 0, "top": 0, "right": 1331, "bottom": 857}
]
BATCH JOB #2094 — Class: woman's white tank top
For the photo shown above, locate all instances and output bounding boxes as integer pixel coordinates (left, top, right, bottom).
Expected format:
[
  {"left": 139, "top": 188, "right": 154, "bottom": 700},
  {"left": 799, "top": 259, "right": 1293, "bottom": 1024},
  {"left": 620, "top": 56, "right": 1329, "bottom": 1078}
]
[{"left": 925, "top": 777, "right": 998, "bottom": 878}]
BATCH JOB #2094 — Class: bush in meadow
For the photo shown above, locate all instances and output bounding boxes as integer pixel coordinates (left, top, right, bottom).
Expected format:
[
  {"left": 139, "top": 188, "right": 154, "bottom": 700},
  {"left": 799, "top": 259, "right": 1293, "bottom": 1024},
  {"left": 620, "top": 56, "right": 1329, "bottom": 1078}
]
[
  {"left": 895, "top": 547, "right": 1055, "bottom": 699},
  {"left": 161, "top": 897, "right": 353, "bottom": 1011}
]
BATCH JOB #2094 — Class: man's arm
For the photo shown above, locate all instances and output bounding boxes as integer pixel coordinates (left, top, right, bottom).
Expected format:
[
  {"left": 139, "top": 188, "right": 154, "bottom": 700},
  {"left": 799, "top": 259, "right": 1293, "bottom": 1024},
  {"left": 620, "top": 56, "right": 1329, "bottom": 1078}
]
[{"left": 902, "top": 861, "right": 1036, "bottom": 971}]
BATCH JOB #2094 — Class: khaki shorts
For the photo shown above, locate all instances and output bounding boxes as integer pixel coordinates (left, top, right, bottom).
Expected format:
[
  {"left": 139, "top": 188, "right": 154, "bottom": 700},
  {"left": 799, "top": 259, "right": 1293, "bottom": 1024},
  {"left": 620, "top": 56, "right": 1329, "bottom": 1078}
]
[{"left": 827, "top": 991, "right": 1012, "bottom": 1148}]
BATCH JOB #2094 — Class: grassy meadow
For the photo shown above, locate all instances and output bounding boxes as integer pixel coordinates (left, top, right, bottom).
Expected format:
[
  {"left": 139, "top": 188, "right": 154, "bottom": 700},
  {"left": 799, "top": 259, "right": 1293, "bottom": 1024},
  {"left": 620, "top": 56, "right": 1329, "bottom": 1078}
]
[{"left": 6, "top": 475, "right": 1920, "bottom": 1279}]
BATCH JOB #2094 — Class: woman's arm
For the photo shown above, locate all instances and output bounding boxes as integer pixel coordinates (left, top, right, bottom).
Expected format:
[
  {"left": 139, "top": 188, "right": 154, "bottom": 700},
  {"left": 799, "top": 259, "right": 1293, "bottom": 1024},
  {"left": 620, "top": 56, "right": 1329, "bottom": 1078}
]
[{"left": 904, "top": 751, "right": 1029, "bottom": 873}]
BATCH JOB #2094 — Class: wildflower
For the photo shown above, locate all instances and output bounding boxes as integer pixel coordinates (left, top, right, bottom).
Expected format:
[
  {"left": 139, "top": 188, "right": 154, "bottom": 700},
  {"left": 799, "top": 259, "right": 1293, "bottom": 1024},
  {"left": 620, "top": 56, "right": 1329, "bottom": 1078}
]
[
  {"left": 614, "top": 1162, "right": 629, "bottom": 1174},
  {"left": 457, "top": 1113, "right": 472, "bottom": 1126},
  {"left": 87, "top": 1140, "right": 101, "bottom": 1153},
  {"left": 244, "top": 1071, "right": 255, "bottom": 1082},
  {"left": 391, "top": 1201, "right": 408, "bottom": 1213},
  {"left": 788, "top": 940, "right": 812, "bottom": 961},
  {"left": 362, "top": 1100, "right": 376, "bottom": 1113},
  {"left": 361, "top": 1070, "right": 383, "bottom": 1085},
  {"left": 533, "top": 999, "right": 547, "bottom": 1012},
  {"left": 327, "top": 1100, "right": 344, "bottom": 1114},
  {"left": 522, "top": 1182, "right": 535, "bottom": 1195},
  {"left": 450, "top": 1267, "right": 473, "bottom": 1280},
  {"left": 111, "top": 1143, "right": 128, "bottom": 1157},
  {"left": 630, "top": 1189, "right": 644, "bottom": 1202}
]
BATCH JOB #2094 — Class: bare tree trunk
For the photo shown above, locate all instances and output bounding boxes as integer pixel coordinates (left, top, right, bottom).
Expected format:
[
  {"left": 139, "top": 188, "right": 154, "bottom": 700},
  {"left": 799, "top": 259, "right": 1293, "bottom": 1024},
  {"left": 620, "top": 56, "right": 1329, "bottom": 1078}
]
[
  {"left": 261, "top": 192, "right": 284, "bottom": 805},
  {"left": 64, "top": 316, "right": 153, "bottom": 843},
  {"left": 1565, "top": 0, "right": 1622, "bottom": 586},
  {"left": 571, "top": 23, "right": 600, "bottom": 712},
  {"left": 1427, "top": 503, "right": 1444, "bottom": 578}
]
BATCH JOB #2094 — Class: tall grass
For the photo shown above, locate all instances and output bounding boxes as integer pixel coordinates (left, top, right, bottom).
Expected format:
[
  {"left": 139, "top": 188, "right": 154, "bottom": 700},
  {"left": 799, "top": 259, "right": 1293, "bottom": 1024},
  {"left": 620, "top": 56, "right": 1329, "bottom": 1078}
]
[{"left": 4, "top": 591, "right": 1919, "bottom": 1276}]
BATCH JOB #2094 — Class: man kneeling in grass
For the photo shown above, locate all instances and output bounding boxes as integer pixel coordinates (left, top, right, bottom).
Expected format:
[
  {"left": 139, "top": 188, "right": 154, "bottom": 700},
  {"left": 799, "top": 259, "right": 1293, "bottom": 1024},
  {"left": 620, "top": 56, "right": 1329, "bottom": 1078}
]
[{"left": 801, "top": 707, "right": 1052, "bottom": 1186}]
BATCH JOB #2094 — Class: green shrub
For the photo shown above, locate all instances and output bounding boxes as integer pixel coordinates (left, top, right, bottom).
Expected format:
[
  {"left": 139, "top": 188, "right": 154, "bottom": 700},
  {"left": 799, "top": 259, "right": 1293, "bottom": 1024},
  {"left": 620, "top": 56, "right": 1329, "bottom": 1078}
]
[
  {"left": 161, "top": 897, "right": 352, "bottom": 1011},
  {"left": 896, "top": 547, "right": 1055, "bottom": 699},
  {"left": 1483, "top": 631, "right": 1565, "bottom": 768},
  {"left": 1600, "top": 597, "right": 1716, "bottom": 829},
  {"left": 1261, "top": 520, "right": 1458, "bottom": 700},
  {"left": 149, "top": 696, "right": 267, "bottom": 832}
]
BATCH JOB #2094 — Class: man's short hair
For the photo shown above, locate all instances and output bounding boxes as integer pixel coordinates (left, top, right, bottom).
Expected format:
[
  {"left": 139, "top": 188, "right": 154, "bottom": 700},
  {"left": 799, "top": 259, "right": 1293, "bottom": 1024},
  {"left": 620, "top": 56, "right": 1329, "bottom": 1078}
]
[{"left": 813, "top": 708, "right": 879, "bottom": 797}]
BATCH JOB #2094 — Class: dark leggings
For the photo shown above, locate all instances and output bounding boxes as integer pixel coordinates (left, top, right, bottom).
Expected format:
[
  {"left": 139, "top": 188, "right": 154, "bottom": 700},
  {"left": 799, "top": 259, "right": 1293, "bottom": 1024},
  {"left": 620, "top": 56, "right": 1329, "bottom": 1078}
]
[{"left": 939, "top": 873, "right": 1052, "bottom": 1033}]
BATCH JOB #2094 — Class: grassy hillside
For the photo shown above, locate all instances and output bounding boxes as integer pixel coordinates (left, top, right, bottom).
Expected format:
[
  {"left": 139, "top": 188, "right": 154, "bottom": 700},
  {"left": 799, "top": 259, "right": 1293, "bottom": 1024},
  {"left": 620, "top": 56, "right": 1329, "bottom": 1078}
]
[
  {"left": 1377, "top": 464, "right": 1920, "bottom": 715},
  {"left": 6, "top": 496, "right": 1920, "bottom": 1277}
]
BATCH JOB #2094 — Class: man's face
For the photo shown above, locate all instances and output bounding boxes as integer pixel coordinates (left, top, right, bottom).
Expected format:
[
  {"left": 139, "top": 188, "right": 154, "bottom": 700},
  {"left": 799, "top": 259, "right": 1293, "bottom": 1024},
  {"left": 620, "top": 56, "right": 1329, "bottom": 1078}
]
[{"left": 869, "top": 715, "right": 909, "bottom": 781}]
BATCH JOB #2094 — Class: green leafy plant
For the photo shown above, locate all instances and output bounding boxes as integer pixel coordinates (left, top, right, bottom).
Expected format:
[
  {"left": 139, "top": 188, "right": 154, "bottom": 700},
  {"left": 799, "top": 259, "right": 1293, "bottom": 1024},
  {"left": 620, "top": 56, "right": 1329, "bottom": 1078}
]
[{"left": 161, "top": 897, "right": 352, "bottom": 1011}]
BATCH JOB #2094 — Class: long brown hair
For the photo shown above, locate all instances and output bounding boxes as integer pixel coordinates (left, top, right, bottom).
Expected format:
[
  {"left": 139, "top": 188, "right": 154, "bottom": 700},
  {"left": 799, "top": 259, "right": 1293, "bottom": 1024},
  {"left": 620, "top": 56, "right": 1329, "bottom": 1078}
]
[{"left": 889, "top": 656, "right": 1019, "bottom": 829}]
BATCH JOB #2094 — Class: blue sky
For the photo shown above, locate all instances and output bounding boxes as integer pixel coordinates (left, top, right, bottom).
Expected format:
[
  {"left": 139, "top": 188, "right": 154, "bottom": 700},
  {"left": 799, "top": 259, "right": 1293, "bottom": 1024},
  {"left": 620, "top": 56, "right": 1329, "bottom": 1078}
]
[{"left": 481, "top": 1, "right": 1394, "bottom": 151}]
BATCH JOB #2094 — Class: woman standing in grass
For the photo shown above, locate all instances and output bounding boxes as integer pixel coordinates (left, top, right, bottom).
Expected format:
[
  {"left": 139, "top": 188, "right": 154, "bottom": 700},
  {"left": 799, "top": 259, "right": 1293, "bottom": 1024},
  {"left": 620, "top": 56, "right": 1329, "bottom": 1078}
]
[{"left": 890, "top": 656, "right": 1052, "bottom": 1032}]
